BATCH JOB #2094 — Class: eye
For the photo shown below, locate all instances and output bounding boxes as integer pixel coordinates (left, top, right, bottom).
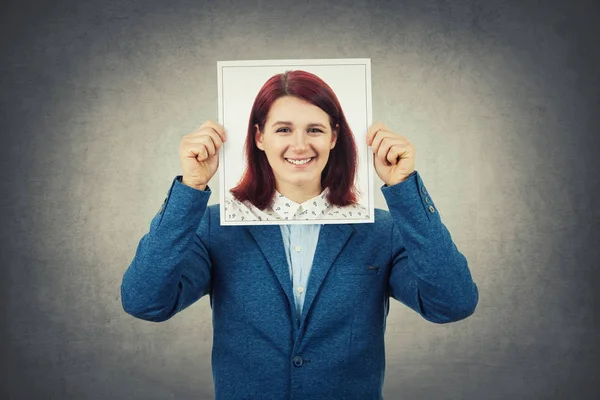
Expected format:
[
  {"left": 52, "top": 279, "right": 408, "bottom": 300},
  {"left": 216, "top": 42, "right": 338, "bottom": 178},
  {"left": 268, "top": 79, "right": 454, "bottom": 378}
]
[
  {"left": 307, "top": 128, "right": 325, "bottom": 135},
  {"left": 276, "top": 127, "right": 291, "bottom": 133}
]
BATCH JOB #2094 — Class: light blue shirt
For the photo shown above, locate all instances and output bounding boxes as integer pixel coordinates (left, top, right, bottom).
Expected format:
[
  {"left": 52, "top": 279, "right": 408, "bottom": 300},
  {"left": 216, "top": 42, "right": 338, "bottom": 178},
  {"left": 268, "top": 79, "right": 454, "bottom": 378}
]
[{"left": 280, "top": 224, "right": 321, "bottom": 321}]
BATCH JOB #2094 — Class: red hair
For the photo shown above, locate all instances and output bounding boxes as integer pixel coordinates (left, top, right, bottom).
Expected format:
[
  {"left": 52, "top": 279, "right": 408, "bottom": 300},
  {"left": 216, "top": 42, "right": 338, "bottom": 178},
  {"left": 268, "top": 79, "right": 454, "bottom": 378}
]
[{"left": 230, "top": 70, "right": 359, "bottom": 210}]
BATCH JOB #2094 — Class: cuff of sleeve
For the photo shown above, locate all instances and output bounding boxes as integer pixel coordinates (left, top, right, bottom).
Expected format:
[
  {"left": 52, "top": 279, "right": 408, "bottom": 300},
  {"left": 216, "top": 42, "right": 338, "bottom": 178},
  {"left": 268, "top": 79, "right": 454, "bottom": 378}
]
[
  {"left": 157, "top": 176, "right": 212, "bottom": 219},
  {"left": 173, "top": 175, "right": 211, "bottom": 193},
  {"left": 381, "top": 171, "right": 439, "bottom": 223}
]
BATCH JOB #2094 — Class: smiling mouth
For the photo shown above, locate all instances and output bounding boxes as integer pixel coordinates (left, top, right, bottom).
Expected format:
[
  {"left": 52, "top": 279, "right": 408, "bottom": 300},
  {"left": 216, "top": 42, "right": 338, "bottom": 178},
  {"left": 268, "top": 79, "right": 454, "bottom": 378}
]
[{"left": 285, "top": 157, "right": 314, "bottom": 165}]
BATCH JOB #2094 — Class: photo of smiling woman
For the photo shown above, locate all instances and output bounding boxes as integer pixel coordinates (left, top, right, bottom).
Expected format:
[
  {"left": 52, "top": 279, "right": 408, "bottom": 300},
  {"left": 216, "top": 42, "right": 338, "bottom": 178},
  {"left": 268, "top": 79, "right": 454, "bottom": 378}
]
[
  {"left": 225, "top": 70, "right": 368, "bottom": 222},
  {"left": 121, "top": 67, "right": 479, "bottom": 399}
]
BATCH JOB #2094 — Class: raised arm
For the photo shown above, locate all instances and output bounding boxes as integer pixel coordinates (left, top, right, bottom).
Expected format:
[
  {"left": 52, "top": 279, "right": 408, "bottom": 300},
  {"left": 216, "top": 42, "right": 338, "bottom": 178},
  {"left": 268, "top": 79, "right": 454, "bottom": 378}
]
[
  {"left": 121, "top": 121, "right": 226, "bottom": 322},
  {"left": 367, "top": 122, "right": 477, "bottom": 323},
  {"left": 382, "top": 171, "right": 478, "bottom": 323},
  {"left": 121, "top": 179, "right": 213, "bottom": 322}
]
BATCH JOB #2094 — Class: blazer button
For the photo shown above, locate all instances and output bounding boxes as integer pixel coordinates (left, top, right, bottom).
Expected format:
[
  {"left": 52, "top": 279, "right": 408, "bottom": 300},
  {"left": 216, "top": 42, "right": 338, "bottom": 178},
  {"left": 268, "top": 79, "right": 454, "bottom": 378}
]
[{"left": 292, "top": 356, "right": 303, "bottom": 367}]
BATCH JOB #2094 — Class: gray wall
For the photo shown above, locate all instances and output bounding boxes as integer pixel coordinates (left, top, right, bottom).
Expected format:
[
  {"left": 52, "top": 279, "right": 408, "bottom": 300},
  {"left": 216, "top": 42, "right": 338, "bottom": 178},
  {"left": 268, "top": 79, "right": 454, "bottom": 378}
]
[{"left": 1, "top": 0, "right": 598, "bottom": 398}]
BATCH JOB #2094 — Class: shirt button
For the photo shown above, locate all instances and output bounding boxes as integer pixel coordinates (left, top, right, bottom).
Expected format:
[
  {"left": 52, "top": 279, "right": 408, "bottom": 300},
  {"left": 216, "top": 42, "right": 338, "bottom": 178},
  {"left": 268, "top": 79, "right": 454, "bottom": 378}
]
[
  {"left": 424, "top": 197, "right": 430, "bottom": 204},
  {"left": 428, "top": 205, "right": 435, "bottom": 213},
  {"left": 295, "top": 245, "right": 302, "bottom": 252},
  {"left": 297, "top": 287, "right": 304, "bottom": 293},
  {"left": 421, "top": 186, "right": 427, "bottom": 195},
  {"left": 293, "top": 356, "right": 303, "bottom": 367}
]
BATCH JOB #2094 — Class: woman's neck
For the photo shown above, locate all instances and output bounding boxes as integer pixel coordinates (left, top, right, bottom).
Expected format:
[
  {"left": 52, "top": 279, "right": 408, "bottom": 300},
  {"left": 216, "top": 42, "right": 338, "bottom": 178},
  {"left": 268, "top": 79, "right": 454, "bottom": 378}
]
[{"left": 275, "top": 182, "right": 322, "bottom": 204}]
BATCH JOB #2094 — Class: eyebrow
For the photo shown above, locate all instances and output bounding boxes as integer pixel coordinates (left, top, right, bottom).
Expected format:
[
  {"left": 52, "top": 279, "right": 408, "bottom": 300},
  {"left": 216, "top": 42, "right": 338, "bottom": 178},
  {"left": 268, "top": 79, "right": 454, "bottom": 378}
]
[{"left": 271, "top": 121, "right": 328, "bottom": 129}]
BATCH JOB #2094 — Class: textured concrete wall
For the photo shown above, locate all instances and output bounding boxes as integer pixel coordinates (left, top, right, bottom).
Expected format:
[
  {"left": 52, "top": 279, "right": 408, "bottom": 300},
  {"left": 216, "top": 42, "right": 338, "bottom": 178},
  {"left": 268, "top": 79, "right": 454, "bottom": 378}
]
[{"left": 1, "top": 0, "right": 598, "bottom": 399}]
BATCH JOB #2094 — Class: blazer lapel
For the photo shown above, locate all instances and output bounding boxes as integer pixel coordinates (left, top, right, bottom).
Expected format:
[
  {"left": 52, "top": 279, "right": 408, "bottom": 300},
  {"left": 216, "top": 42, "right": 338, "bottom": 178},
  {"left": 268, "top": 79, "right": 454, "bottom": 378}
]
[
  {"left": 300, "top": 223, "right": 355, "bottom": 324},
  {"left": 246, "top": 225, "right": 295, "bottom": 310}
]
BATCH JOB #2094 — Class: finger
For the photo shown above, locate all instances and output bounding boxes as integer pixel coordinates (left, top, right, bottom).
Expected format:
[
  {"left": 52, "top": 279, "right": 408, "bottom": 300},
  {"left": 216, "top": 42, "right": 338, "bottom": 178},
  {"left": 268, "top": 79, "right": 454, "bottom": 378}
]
[
  {"left": 370, "top": 130, "right": 394, "bottom": 160},
  {"left": 184, "top": 143, "right": 209, "bottom": 162},
  {"left": 377, "top": 137, "right": 398, "bottom": 165},
  {"left": 197, "top": 120, "right": 227, "bottom": 143},
  {"left": 182, "top": 135, "right": 217, "bottom": 162},
  {"left": 190, "top": 129, "right": 223, "bottom": 154},
  {"left": 198, "top": 136, "right": 217, "bottom": 158},
  {"left": 386, "top": 144, "right": 410, "bottom": 165},
  {"left": 366, "top": 122, "right": 388, "bottom": 145}
]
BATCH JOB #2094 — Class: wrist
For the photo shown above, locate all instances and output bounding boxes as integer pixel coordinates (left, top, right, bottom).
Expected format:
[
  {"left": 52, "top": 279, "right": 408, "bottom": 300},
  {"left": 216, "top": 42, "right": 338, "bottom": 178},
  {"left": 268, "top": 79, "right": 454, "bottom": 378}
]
[
  {"left": 384, "top": 171, "right": 415, "bottom": 187},
  {"left": 181, "top": 176, "right": 207, "bottom": 191}
]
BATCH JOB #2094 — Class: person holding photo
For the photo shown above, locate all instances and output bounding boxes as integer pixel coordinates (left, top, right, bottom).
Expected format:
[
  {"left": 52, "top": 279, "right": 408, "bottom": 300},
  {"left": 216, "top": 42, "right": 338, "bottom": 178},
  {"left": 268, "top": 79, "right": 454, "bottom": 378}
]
[{"left": 121, "top": 70, "right": 478, "bottom": 399}]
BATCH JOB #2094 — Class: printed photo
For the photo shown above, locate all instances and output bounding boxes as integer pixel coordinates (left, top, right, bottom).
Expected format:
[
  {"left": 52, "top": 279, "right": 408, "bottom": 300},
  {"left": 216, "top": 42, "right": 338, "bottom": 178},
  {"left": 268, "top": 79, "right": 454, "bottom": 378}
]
[{"left": 218, "top": 59, "right": 374, "bottom": 225}]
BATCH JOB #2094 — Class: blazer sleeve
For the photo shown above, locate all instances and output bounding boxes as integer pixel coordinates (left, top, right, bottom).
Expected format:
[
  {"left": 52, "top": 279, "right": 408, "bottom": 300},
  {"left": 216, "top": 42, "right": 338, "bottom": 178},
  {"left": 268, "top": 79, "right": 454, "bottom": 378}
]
[
  {"left": 382, "top": 171, "right": 479, "bottom": 324},
  {"left": 121, "top": 176, "right": 213, "bottom": 322}
]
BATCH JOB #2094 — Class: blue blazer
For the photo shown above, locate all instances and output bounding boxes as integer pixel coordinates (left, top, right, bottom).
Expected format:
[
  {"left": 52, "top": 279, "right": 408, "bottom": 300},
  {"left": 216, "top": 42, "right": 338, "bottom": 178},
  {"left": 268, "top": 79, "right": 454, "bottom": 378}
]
[{"left": 121, "top": 171, "right": 478, "bottom": 400}]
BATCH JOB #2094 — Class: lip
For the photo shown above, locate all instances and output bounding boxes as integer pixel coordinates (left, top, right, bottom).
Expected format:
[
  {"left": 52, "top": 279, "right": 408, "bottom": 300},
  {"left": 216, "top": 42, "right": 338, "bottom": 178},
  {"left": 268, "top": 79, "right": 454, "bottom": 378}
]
[{"left": 284, "top": 156, "right": 315, "bottom": 167}]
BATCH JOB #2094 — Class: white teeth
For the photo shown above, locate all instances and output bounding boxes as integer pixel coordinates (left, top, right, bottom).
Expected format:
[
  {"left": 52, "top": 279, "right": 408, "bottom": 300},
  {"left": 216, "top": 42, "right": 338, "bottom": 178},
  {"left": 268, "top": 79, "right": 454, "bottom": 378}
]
[{"left": 286, "top": 158, "right": 312, "bottom": 165}]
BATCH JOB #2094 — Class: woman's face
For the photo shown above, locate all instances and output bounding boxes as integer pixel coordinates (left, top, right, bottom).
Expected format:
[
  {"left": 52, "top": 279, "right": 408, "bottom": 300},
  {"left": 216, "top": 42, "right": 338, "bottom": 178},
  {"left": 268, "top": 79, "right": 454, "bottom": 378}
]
[{"left": 255, "top": 96, "right": 337, "bottom": 194}]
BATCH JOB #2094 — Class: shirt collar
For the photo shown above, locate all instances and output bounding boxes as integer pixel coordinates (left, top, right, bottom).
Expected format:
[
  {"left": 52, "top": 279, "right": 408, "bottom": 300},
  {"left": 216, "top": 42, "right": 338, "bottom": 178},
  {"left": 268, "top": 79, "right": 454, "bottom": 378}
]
[{"left": 271, "top": 188, "right": 330, "bottom": 220}]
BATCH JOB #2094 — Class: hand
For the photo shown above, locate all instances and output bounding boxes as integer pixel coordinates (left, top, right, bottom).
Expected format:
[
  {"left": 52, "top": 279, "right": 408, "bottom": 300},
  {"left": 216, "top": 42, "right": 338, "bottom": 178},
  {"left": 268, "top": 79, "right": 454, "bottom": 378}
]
[
  {"left": 366, "top": 122, "right": 415, "bottom": 186},
  {"left": 179, "top": 120, "right": 227, "bottom": 190}
]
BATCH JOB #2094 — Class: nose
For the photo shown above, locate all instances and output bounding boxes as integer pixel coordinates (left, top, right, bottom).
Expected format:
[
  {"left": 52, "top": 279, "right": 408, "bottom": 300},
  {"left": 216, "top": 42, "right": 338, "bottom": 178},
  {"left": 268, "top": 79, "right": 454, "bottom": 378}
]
[{"left": 290, "top": 130, "right": 309, "bottom": 152}]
